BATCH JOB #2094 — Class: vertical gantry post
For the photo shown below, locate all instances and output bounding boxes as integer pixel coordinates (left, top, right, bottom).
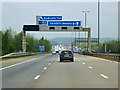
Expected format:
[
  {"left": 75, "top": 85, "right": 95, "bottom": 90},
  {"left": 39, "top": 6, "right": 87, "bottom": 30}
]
[
  {"left": 71, "top": 43, "right": 73, "bottom": 53},
  {"left": 88, "top": 28, "right": 91, "bottom": 52},
  {"left": 83, "top": 28, "right": 91, "bottom": 52},
  {"left": 22, "top": 29, "right": 26, "bottom": 52}
]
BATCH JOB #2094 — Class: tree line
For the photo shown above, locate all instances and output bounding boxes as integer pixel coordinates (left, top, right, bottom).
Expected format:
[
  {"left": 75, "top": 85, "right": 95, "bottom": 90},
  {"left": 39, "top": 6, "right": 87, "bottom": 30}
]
[
  {"left": 76, "top": 40, "right": 120, "bottom": 53},
  {"left": 98, "top": 40, "right": 120, "bottom": 53},
  {"left": 90, "top": 40, "right": 120, "bottom": 53},
  {"left": 1, "top": 28, "right": 52, "bottom": 55}
]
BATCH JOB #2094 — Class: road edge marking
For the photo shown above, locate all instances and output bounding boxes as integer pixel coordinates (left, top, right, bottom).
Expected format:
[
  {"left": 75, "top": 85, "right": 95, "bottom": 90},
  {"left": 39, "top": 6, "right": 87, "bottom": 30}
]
[{"left": 0, "top": 55, "right": 48, "bottom": 70}]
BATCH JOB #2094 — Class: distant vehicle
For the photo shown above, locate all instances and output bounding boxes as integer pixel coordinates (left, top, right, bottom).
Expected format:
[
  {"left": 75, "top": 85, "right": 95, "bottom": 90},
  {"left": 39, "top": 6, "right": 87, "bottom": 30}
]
[
  {"left": 91, "top": 50, "right": 100, "bottom": 53},
  {"left": 56, "top": 51, "right": 59, "bottom": 53},
  {"left": 52, "top": 51, "right": 56, "bottom": 55},
  {"left": 60, "top": 50, "right": 74, "bottom": 62},
  {"left": 74, "top": 50, "right": 80, "bottom": 53}
]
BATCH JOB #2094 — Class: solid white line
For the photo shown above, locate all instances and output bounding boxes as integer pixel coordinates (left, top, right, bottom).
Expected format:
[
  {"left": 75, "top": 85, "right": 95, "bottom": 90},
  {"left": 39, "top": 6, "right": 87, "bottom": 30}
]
[
  {"left": 114, "top": 61, "right": 118, "bottom": 64},
  {"left": 88, "top": 66, "right": 93, "bottom": 69},
  {"left": 109, "top": 61, "right": 113, "bottom": 62},
  {"left": 83, "top": 62, "right": 85, "bottom": 64},
  {"left": 0, "top": 57, "right": 44, "bottom": 70},
  {"left": 89, "top": 56, "right": 118, "bottom": 64},
  {"left": 34, "top": 75, "right": 40, "bottom": 80},
  {"left": 79, "top": 60, "right": 80, "bottom": 62},
  {"left": 100, "top": 74, "right": 108, "bottom": 79},
  {"left": 44, "top": 67, "right": 47, "bottom": 70}
]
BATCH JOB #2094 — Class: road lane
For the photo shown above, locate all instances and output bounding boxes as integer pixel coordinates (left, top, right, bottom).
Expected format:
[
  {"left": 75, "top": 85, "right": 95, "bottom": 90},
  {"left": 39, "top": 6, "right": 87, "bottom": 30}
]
[
  {"left": 2, "top": 54, "right": 57, "bottom": 88},
  {"left": 2, "top": 53, "right": 118, "bottom": 88},
  {"left": 32, "top": 54, "right": 118, "bottom": 88},
  {"left": 75, "top": 54, "right": 118, "bottom": 87},
  {"left": 2, "top": 53, "right": 49, "bottom": 68}
]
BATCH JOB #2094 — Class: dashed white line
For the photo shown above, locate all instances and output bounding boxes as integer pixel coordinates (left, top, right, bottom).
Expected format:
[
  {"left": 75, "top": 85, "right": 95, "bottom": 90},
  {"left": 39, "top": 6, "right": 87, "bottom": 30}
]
[
  {"left": 100, "top": 74, "right": 108, "bottom": 79},
  {"left": 79, "top": 60, "right": 81, "bottom": 62},
  {"left": 34, "top": 75, "right": 40, "bottom": 80},
  {"left": 88, "top": 66, "right": 93, "bottom": 69},
  {"left": 48, "top": 63, "right": 51, "bottom": 65},
  {"left": 44, "top": 67, "right": 47, "bottom": 70},
  {"left": 83, "top": 62, "right": 85, "bottom": 64}
]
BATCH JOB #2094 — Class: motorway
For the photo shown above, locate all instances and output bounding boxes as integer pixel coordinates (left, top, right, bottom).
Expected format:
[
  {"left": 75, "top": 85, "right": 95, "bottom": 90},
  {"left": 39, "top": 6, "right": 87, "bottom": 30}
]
[{"left": 2, "top": 53, "right": 118, "bottom": 88}]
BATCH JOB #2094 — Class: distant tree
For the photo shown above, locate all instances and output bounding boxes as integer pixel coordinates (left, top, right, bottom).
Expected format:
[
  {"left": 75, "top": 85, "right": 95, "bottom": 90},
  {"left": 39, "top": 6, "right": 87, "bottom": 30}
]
[
  {"left": 44, "top": 40, "right": 51, "bottom": 52},
  {"left": 2, "top": 28, "right": 15, "bottom": 55},
  {"left": 106, "top": 40, "right": 119, "bottom": 53},
  {"left": 26, "top": 34, "right": 34, "bottom": 52},
  {"left": 2, "top": 29, "right": 52, "bottom": 55},
  {"left": 13, "top": 32, "right": 22, "bottom": 52},
  {"left": 33, "top": 38, "right": 39, "bottom": 52}
]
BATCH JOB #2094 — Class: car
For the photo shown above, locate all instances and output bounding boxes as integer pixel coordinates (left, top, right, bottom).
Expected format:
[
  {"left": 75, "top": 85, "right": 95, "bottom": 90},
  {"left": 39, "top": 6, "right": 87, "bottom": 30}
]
[
  {"left": 52, "top": 51, "right": 56, "bottom": 55},
  {"left": 56, "top": 51, "right": 59, "bottom": 53},
  {"left": 60, "top": 50, "right": 74, "bottom": 62}
]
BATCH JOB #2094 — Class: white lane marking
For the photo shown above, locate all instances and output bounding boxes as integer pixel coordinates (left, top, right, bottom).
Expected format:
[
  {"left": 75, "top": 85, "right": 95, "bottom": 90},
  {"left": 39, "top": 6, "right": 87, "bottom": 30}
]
[
  {"left": 0, "top": 55, "right": 46, "bottom": 70},
  {"left": 44, "top": 67, "right": 47, "bottom": 70},
  {"left": 100, "top": 74, "right": 108, "bottom": 79},
  {"left": 114, "top": 61, "right": 118, "bottom": 64},
  {"left": 34, "top": 75, "right": 40, "bottom": 80},
  {"left": 83, "top": 62, "right": 85, "bottom": 64},
  {"left": 79, "top": 60, "right": 80, "bottom": 62},
  {"left": 48, "top": 63, "right": 51, "bottom": 65},
  {"left": 88, "top": 66, "right": 93, "bottom": 69}
]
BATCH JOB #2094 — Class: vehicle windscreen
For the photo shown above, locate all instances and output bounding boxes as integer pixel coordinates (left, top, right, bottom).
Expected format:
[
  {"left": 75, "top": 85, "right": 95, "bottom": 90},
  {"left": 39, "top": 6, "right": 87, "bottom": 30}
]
[{"left": 61, "top": 51, "right": 72, "bottom": 55}]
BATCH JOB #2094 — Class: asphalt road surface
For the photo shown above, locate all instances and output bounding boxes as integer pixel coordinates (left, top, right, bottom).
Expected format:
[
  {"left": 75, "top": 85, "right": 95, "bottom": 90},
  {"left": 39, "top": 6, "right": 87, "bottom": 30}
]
[{"left": 2, "top": 53, "right": 118, "bottom": 88}]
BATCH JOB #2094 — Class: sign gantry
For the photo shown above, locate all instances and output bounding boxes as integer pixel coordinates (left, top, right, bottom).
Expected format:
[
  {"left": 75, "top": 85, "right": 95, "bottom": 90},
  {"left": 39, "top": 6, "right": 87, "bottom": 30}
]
[{"left": 22, "top": 16, "right": 91, "bottom": 52}]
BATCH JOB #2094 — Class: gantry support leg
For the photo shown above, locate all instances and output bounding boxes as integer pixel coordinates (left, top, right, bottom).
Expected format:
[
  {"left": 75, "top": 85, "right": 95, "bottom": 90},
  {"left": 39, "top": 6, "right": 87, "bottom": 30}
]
[
  {"left": 83, "top": 28, "right": 91, "bottom": 52},
  {"left": 88, "top": 28, "right": 91, "bottom": 52},
  {"left": 22, "top": 29, "right": 26, "bottom": 52}
]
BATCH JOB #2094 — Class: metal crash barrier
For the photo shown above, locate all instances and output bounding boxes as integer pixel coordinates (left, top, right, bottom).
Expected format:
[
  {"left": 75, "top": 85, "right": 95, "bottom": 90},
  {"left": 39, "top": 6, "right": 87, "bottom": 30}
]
[{"left": 78, "top": 51, "right": 120, "bottom": 61}]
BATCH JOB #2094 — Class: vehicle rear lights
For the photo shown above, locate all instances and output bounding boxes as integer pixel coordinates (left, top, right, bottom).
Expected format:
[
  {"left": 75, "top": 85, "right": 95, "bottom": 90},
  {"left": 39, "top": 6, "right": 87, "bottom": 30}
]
[
  {"left": 60, "top": 54, "right": 62, "bottom": 56},
  {"left": 71, "top": 54, "right": 73, "bottom": 56}
]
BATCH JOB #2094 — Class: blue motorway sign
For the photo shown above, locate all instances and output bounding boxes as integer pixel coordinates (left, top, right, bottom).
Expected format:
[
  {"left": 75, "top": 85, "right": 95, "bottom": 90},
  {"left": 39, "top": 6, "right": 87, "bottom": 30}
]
[
  {"left": 52, "top": 46, "right": 55, "bottom": 49},
  {"left": 39, "top": 16, "right": 62, "bottom": 20},
  {"left": 48, "top": 21, "right": 81, "bottom": 26},
  {"left": 39, "top": 46, "right": 45, "bottom": 51},
  {"left": 42, "top": 21, "right": 47, "bottom": 24}
]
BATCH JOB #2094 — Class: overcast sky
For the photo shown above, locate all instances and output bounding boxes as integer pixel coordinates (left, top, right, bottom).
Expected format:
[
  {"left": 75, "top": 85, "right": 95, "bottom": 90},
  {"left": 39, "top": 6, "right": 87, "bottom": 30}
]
[{"left": 1, "top": 1, "right": 118, "bottom": 39}]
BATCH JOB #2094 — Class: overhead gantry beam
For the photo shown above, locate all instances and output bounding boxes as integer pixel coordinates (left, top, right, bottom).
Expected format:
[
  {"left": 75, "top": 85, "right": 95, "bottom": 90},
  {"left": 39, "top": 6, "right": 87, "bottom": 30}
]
[{"left": 22, "top": 25, "right": 91, "bottom": 52}]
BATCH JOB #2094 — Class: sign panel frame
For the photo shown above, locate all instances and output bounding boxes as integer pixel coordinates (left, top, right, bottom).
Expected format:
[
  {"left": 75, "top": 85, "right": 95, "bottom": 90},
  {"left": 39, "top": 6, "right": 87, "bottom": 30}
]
[
  {"left": 48, "top": 21, "right": 81, "bottom": 26},
  {"left": 39, "top": 16, "right": 62, "bottom": 20},
  {"left": 39, "top": 46, "right": 45, "bottom": 51},
  {"left": 52, "top": 46, "right": 55, "bottom": 49}
]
